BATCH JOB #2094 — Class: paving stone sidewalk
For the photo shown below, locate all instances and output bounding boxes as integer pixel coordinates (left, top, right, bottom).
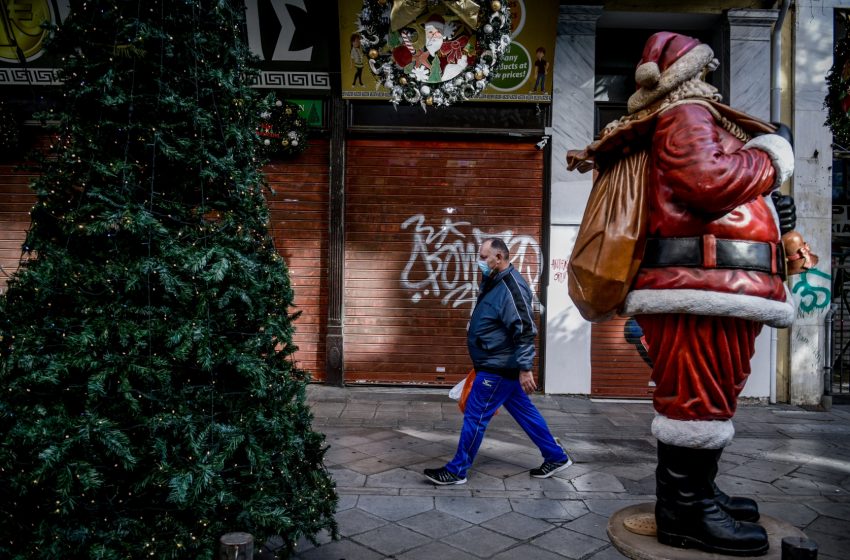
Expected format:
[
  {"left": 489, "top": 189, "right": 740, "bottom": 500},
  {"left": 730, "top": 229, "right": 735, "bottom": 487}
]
[{"left": 292, "top": 386, "right": 850, "bottom": 560}]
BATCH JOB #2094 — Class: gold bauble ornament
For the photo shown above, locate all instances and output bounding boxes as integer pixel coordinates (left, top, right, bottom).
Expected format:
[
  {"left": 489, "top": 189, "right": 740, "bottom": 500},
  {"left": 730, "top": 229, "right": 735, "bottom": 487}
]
[
  {"left": 475, "top": 71, "right": 484, "bottom": 81},
  {"left": 426, "top": 96, "right": 434, "bottom": 106},
  {"left": 368, "top": 49, "right": 379, "bottom": 59},
  {"left": 491, "top": 1, "right": 501, "bottom": 11},
  {"left": 285, "top": 107, "right": 293, "bottom": 115},
  {"left": 282, "top": 139, "right": 290, "bottom": 147},
  {"left": 399, "top": 77, "right": 408, "bottom": 86}
]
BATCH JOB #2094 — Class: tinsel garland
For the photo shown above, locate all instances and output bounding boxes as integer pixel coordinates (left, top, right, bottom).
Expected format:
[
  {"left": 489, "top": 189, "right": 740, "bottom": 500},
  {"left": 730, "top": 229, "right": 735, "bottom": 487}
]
[
  {"left": 257, "top": 97, "right": 308, "bottom": 158},
  {"left": 826, "top": 34, "right": 850, "bottom": 149},
  {"left": 357, "top": 0, "right": 511, "bottom": 108}
]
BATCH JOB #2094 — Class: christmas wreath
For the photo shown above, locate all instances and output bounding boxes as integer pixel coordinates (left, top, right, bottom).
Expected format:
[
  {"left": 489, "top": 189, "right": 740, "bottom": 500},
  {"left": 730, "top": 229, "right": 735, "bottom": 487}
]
[
  {"left": 357, "top": 0, "right": 511, "bottom": 108},
  {"left": 256, "top": 97, "right": 307, "bottom": 159},
  {"left": 826, "top": 33, "right": 850, "bottom": 150}
]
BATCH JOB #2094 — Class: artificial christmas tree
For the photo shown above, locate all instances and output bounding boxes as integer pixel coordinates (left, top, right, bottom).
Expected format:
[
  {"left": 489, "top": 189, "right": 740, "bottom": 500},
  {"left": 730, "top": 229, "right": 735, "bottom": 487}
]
[{"left": 0, "top": 1, "right": 336, "bottom": 558}]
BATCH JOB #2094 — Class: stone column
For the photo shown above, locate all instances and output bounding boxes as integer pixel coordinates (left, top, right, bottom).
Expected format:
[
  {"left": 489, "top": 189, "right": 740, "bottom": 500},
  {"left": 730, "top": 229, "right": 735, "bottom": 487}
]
[
  {"left": 544, "top": 5, "right": 602, "bottom": 395},
  {"left": 788, "top": 1, "right": 834, "bottom": 406},
  {"left": 551, "top": 5, "right": 603, "bottom": 192},
  {"left": 325, "top": 92, "right": 345, "bottom": 386},
  {"left": 725, "top": 9, "right": 779, "bottom": 401},
  {"left": 725, "top": 9, "right": 778, "bottom": 121}
]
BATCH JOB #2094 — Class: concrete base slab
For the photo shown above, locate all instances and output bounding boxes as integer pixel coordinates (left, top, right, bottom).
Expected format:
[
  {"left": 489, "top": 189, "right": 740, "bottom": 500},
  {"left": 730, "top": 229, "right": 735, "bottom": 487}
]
[{"left": 608, "top": 503, "right": 807, "bottom": 560}]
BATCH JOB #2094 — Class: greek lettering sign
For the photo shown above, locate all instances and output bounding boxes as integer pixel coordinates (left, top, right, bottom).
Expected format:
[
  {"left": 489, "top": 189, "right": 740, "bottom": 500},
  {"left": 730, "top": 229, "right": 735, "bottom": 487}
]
[
  {"left": 834, "top": 205, "right": 850, "bottom": 238},
  {"left": 0, "top": 0, "right": 331, "bottom": 92},
  {"left": 244, "top": 0, "right": 331, "bottom": 90}
]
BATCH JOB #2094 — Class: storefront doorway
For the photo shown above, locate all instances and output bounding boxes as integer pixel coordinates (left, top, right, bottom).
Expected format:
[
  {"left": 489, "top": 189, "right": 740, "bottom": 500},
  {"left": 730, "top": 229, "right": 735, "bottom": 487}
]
[{"left": 343, "top": 138, "right": 545, "bottom": 385}]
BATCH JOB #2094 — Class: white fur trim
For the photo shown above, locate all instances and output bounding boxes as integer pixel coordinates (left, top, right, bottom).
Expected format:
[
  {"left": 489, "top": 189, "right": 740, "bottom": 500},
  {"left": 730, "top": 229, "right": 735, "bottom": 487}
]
[
  {"left": 652, "top": 414, "right": 735, "bottom": 449},
  {"left": 628, "top": 44, "right": 715, "bottom": 113},
  {"left": 743, "top": 134, "right": 794, "bottom": 189},
  {"left": 635, "top": 62, "right": 660, "bottom": 87},
  {"left": 623, "top": 286, "right": 795, "bottom": 328}
]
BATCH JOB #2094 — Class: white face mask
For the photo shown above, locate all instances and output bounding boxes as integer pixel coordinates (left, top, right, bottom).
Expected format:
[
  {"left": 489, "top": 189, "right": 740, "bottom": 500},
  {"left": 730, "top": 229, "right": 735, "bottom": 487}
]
[{"left": 477, "top": 259, "right": 492, "bottom": 277}]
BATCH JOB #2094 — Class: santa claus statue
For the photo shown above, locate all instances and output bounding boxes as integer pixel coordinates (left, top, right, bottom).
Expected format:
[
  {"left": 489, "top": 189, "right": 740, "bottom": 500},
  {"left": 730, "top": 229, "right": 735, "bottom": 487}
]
[{"left": 569, "top": 32, "right": 798, "bottom": 556}]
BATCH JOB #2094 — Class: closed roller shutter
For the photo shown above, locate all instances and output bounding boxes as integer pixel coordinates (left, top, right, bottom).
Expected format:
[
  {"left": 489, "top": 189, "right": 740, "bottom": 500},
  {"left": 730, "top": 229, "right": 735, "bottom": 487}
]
[
  {"left": 0, "top": 162, "right": 36, "bottom": 292},
  {"left": 265, "top": 139, "right": 330, "bottom": 381},
  {"left": 0, "top": 139, "right": 329, "bottom": 378},
  {"left": 345, "top": 139, "right": 544, "bottom": 385},
  {"left": 590, "top": 316, "right": 654, "bottom": 398}
]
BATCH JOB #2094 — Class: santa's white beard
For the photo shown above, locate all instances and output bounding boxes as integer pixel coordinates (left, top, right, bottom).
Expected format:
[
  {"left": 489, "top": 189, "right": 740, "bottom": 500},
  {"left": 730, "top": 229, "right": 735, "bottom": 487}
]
[{"left": 426, "top": 36, "right": 443, "bottom": 56}]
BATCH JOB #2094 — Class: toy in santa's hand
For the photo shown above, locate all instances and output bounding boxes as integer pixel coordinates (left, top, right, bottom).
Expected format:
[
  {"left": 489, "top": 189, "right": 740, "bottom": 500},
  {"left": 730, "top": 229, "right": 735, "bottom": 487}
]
[{"left": 567, "top": 31, "right": 815, "bottom": 556}]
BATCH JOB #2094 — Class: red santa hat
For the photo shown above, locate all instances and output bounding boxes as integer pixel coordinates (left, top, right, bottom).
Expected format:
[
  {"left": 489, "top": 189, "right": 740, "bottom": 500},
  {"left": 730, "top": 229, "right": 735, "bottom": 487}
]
[
  {"left": 424, "top": 14, "right": 446, "bottom": 33},
  {"left": 627, "top": 32, "right": 717, "bottom": 114}
]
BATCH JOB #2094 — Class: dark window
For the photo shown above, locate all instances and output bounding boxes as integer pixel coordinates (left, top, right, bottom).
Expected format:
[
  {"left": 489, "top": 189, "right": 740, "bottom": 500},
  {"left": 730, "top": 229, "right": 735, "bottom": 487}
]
[
  {"left": 832, "top": 10, "right": 850, "bottom": 253},
  {"left": 594, "top": 18, "right": 723, "bottom": 138}
]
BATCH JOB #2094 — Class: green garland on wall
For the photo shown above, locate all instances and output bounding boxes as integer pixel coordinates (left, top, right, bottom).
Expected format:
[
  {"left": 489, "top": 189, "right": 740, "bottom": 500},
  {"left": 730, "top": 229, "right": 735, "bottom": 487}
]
[{"left": 826, "top": 34, "right": 850, "bottom": 149}]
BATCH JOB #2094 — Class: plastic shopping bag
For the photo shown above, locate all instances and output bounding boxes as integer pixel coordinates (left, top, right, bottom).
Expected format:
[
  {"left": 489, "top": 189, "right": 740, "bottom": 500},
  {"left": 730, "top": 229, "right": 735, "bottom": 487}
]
[
  {"left": 448, "top": 369, "right": 477, "bottom": 413},
  {"left": 448, "top": 377, "right": 466, "bottom": 401},
  {"left": 449, "top": 369, "right": 498, "bottom": 415}
]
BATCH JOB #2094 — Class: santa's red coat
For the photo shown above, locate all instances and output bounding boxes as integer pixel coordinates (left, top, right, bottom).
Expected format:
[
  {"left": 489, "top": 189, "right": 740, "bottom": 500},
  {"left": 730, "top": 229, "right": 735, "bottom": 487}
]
[
  {"left": 620, "top": 102, "right": 795, "bottom": 426},
  {"left": 622, "top": 103, "right": 794, "bottom": 328}
]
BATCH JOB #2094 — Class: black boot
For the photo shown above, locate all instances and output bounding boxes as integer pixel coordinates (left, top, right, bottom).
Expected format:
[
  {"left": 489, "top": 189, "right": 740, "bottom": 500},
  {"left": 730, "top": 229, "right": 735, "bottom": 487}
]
[
  {"left": 709, "top": 449, "right": 760, "bottom": 522},
  {"left": 656, "top": 441, "right": 769, "bottom": 556}
]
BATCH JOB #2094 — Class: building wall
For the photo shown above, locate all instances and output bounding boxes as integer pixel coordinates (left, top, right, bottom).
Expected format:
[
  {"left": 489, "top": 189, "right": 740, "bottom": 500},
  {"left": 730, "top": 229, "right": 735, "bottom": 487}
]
[
  {"left": 544, "top": 6, "right": 600, "bottom": 395},
  {"left": 786, "top": 0, "right": 836, "bottom": 406},
  {"left": 600, "top": 0, "right": 767, "bottom": 11}
]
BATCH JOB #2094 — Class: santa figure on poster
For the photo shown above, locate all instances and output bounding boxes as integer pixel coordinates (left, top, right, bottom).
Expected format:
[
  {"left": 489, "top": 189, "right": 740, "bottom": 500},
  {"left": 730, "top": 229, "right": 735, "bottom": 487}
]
[{"left": 392, "top": 14, "right": 472, "bottom": 83}]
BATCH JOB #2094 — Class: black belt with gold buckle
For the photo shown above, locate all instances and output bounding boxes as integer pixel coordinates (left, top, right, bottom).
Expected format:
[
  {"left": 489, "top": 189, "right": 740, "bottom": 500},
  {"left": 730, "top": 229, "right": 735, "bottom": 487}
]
[{"left": 642, "top": 235, "right": 785, "bottom": 278}]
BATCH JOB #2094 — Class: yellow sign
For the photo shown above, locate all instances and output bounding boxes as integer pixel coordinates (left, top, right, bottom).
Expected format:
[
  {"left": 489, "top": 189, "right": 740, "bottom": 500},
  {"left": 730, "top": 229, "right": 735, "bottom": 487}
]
[
  {"left": 0, "top": 0, "right": 55, "bottom": 62},
  {"left": 339, "top": 0, "right": 558, "bottom": 102}
]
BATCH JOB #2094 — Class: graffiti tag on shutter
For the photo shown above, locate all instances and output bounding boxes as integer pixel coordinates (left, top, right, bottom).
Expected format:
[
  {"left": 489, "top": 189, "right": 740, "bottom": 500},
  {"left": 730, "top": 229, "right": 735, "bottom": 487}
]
[{"left": 400, "top": 214, "right": 541, "bottom": 311}]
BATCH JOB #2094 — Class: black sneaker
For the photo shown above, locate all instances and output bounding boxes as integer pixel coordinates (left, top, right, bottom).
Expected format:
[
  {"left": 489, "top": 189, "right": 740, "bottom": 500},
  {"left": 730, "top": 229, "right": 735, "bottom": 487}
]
[
  {"left": 531, "top": 439, "right": 574, "bottom": 479},
  {"left": 530, "top": 455, "right": 573, "bottom": 478},
  {"left": 424, "top": 467, "right": 467, "bottom": 485}
]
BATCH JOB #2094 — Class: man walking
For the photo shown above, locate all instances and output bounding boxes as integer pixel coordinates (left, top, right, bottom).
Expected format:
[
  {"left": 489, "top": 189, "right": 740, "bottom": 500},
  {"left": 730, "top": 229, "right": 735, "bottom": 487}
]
[{"left": 424, "top": 238, "right": 572, "bottom": 485}]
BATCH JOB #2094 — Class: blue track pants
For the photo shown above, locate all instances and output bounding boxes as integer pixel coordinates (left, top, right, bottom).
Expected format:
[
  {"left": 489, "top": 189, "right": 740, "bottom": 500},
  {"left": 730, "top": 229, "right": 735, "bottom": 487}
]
[{"left": 445, "top": 371, "right": 568, "bottom": 477}]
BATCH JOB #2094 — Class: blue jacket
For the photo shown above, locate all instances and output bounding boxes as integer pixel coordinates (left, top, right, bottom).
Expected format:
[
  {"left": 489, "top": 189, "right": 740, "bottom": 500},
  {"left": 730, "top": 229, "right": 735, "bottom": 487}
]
[{"left": 467, "top": 264, "right": 537, "bottom": 379}]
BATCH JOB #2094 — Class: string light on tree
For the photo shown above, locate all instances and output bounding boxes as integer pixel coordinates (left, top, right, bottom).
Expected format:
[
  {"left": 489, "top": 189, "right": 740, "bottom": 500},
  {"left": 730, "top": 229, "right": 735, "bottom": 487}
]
[
  {"left": 0, "top": 1, "right": 336, "bottom": 558},
  {"left": 0, "top": 100, "right": 20, "bottom": 151}
]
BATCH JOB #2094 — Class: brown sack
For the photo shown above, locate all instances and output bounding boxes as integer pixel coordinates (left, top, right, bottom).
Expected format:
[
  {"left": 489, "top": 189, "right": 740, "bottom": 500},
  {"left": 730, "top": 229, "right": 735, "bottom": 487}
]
[
  {"left": 564, "top": 98, "right": 774, "bottom": 323},
  {"left": 568, "top": 149, "right": 650, "bottom": 322}
]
